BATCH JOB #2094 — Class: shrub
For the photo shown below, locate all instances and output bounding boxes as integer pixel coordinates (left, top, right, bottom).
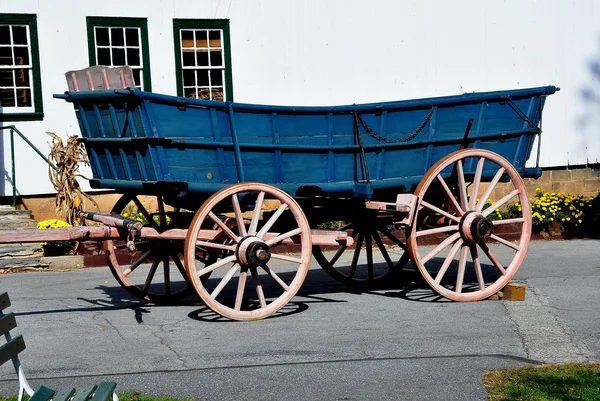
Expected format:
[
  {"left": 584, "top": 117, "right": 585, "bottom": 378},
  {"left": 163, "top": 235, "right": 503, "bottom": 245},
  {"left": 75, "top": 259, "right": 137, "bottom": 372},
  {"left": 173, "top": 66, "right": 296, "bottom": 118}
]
[{"left": 37, "top": 219, "right": 76, "bottom": 256}]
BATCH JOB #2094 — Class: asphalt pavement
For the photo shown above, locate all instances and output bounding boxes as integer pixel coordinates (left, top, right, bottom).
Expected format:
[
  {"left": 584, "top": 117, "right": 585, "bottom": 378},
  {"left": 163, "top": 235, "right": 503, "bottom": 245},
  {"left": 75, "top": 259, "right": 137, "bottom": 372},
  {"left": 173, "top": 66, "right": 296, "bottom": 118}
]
[{"left": 0, "top": 239, "right": 599, "bottom": 401}]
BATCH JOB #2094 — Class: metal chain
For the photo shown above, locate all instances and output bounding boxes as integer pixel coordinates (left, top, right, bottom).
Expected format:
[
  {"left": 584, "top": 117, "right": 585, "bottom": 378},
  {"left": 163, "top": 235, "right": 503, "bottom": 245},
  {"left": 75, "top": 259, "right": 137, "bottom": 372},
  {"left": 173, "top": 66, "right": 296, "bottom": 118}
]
[{"left": 355, "top": 107, "right": 435, "bottom": 143}]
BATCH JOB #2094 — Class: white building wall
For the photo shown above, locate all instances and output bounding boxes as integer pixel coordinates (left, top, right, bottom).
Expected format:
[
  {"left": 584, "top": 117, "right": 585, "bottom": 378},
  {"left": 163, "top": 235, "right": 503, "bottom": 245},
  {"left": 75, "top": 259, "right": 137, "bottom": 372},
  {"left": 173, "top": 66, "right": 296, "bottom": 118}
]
[{"left": 0, "top": 0, "right": 598, "bottom": 196}]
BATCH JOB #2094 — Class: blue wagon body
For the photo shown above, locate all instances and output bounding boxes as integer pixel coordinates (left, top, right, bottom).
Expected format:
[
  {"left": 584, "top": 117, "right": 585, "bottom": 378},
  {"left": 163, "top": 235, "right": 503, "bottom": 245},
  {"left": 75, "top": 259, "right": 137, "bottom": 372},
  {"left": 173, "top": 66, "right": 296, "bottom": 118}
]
[{"left": 56, "top": 85, "right": 558, "bottom": 206}]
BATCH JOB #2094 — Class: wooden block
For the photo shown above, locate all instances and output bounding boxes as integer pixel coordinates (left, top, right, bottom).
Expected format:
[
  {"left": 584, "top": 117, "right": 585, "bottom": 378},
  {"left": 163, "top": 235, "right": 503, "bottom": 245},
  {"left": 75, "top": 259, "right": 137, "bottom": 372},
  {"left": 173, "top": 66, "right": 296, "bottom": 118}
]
[{"left": 502, "top": 282, "right": 526, "bottom": 301}]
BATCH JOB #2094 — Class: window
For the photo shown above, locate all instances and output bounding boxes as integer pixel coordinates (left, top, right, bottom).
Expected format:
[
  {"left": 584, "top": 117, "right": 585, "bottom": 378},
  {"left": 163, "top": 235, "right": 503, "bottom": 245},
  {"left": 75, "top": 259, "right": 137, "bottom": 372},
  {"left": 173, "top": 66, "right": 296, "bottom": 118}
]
[
  {"left": 0, "top": 14, "right": 43, "bottom": 121},
  {"left": 86, "top": 17, "right": 151, "bottom": 90},
  {"left": 173, "top": 19, "right": 233, "bottom": 101}
]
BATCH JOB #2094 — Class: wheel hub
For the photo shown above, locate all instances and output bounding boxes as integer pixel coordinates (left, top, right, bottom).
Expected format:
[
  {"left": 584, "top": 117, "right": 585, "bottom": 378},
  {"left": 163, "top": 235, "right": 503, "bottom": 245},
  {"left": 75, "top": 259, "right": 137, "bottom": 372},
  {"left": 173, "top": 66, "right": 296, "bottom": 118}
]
[
  {"left": 237, "top": 236, "right": 271, "bottom": 267},
  {"left": 459, "top": 211, "right": 494, "bottom": 242}
]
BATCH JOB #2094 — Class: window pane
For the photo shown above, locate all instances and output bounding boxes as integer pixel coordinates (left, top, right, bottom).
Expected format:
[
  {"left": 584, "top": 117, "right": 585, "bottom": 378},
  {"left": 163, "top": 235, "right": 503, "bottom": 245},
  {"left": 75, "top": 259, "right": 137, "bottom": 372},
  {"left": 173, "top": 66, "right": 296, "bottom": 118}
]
[
  {"left": 16, "top": 88, "right": 31, "bottom": 107},
  {"left": 13, "top": 47, "right": 29, "bottom": 66},
  {"left": 132, "top": 68, "right": 141, "bottom": 87},
  {"left": 0, "top": 26, "right": 10, "bottom": 44},
  {"left": 195, "top": 30, "right": 208, "bottom": 48},
  {"left": 198, "top": 88, "right": 210, "bottom": 100},
  {"left": 15, "top": 68, "right": 30, "bottom": 87},
  {"left": 182, "top": 51, "right": 195, "bottom": 66},
  {"left": 0, "top": 47, "right": 13, "bottom": 65},
  {"left": 211, "top": 88, "right": 223, "bottom": 101},
  {"left": 0, "top": 88, "right": 15, "bottom": 107},
  {"left": 181, "top": 30, "right": 194, "bottom": 48},
  {"left": 196, "top": 51, "right": 208, "bottom": 66},
  {"left": 111, "top": 28, "right": 124, "bottom": 46},
  {"left": 197, "top": 69, "right": 209, "bottom": 86},
  {"left": 126, "top": 47, "right": 140, "bottom": 66},
  {"left": 210, "top": 69, "right": 223, "bottom": 86},
  {"left": 182, "top": 69, "right": 195, "bottom": 86},
  {"left": 208, "top": 30, "right": 221, "bottom": 47},
  {"left": 95, "top": 27, "right": 109, "bottom": 46},
  {"left": 112, "top": 47, "right": 126, "bottom": 65},
  {"left": 125, "top": 28, "right": 139, "bottom": 46},
  {"left": 97, "top": 47, "right": 111, "bottom": 65},
  {"left": 12, "top": 26, "right": 27, "bottom": 45},
  {"left": 209, "top": 51, "right": 222, "bottom": 66},
  {"left": 0, "top": 69, "right": 14, "bottom": 86}
]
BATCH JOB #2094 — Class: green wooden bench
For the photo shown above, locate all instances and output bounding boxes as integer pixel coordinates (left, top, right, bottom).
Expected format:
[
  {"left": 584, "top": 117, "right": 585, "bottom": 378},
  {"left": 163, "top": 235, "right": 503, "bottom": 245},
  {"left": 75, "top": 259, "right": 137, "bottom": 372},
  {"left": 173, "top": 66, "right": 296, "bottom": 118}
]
[{"left": 0, "top": 292, "right": 119, "bottom": 401}]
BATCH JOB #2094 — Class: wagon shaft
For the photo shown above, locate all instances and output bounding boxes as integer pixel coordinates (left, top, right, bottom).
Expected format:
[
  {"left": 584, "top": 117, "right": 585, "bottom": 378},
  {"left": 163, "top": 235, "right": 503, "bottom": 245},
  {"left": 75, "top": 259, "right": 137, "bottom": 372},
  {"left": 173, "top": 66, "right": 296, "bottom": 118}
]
[{"left": 0, "top": 226, "right": 352, "bottom": 247}]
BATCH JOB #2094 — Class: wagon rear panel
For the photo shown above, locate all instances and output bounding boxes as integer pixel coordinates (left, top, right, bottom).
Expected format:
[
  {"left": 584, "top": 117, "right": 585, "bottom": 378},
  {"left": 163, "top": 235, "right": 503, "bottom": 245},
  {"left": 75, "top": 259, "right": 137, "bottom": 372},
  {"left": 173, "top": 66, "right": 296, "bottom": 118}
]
[{"left": 65, "top": 86, "right": 556, "bottom": 204}]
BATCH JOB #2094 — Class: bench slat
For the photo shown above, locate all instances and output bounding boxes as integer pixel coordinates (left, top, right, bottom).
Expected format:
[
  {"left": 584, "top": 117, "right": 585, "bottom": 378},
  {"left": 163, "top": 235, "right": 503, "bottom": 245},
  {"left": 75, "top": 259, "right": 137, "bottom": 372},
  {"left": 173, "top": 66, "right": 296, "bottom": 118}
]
[
  {"left": 30, "top": 386, "right": 56, "bottom": 401},
  {"left": 52, "top": 388, "right": 76, "bottom": 401},
  {"left": 0, "top": 312, "right": 17, "bottom": 336},
  {"left": 0, "top": 293, "right": 10, "bottom": 312},
  {"left": 91, "top": 382, "right": 117, "bottom": 401},
  {"left": 0, "top": 334, "right": 26, "bottom": 366},
  {"left": 72, "top": 384, "right": 98, "bottom": 401}
]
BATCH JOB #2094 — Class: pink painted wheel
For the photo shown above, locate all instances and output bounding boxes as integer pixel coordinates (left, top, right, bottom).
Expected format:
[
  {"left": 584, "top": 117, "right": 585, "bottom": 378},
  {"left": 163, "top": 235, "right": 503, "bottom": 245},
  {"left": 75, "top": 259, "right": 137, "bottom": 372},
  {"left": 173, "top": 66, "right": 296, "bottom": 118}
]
[
  {"left": 104, "top": 194, "right": 212, "bottom": 302},
  {"left": 407, "top": 149, "right": 532, "bottom": 301},
  {"left": 184, "top": 182, "right": 312, "bottom": 321},
  {"left": 313, "top": 212, "right": 409, "bottom": 288}
]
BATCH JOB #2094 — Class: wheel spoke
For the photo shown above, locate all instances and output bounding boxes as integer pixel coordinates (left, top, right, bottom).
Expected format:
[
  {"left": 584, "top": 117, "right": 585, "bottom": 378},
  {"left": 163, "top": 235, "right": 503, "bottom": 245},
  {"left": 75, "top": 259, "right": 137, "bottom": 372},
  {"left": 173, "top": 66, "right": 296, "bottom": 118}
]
[
  {"left": 493, "top": 217, "right": 525, "bottom": 226},
  {"left": 490, "top": 234, "right": 520, "bottom": 251},
  {"left": 434, "top": 239, "right": 463, "bottom": 284},
  {"left": 123, "top": 248, "right": 154, "bottom": 277},
  {"left": 248, "top": 191, "right": 265, "bottom": 235},
  {"left": 270, "top": 253, "right": 302, "bottom": 264},
  {"left": 422, "top": 232, "right": 461, "bottom": 264},
  {"left": 257, "top": 204, "right": 288, "bottom": 239},
  {"left": 420, "top": 200, "right": 461, "bottom": 223},
  {"left": 476, "top": 167, "right": 506, "bottom": 211},
  {"left": 195, "top": 240, "right": 235, "bottom": 252},
  {"left": 170, "top": 251, "right": 188, "bottom": 279},
  {"left": 142, "top": 258, "right": 161, "bottom": 293},
  {"left": 198, "top": 254, "right": 237, "bottom": 277},
  {"left": 469, "top": 244, "right": 485, "bottom": 291},
  {"left": 482, "top": 189, "right": 519, "bottom": 218},
  {"left": 260, "top": 264, "right": 289, "bottom": 291},
  {"left": 437, "top": 174, "right": 464, "bottom": 216},
  {"left": 372, "top": 229, "right": 395, "bottom": 270},
  {"left": 210, "top": 263, "right": 240, "bottom": 299},
  {"left": 469, "top": 157, "right": 485, "bottom": 210},
  {"left": 250, "top": 267, "right": 267, "bottom": 308},
  {"left": 365, "top": 231, "right": 374, "bottom": 281},
  {"left": 132, "top": 197, "right": 157, "bottom": 227},
  {"left": 455, "top": 245, "right": 468, "bottom": 293},
  {"left": 235, "top": 268, "right": 248, "bottom": 311},
  {"left": 209, "top": 212, "right": 240, "bottom": 242},
  {"left": 379, "top": 226, "right": 407, "bottom": 250},
  {"left": 163, "top": 257, "right": 171, "bottom": 296},
  {"left": 416, "top": 224, "right": 459, "bottom": 238},
  {"left": 265, "top": 227, "right": 301, "bottom": 246},
  {"left": 231, "top": 195, "right": 248, "bottom": 237},
  {"left": 478, "top": 242, "right": 506, "bottom": 275},
  {"left": 157, "top": 196, "right": 167, "bottom": 227},
  {"left": 349, "top": 231, "right": 365, "bottom": 279},
  {"left": 456, "top": 160, "right": 469, "bottom": 211}
]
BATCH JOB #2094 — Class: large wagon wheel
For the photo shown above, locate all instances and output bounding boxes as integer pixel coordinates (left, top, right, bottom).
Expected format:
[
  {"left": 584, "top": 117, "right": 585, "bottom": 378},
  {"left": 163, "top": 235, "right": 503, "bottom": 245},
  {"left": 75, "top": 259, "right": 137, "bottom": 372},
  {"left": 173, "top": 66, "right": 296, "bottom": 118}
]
[
  {"left": 104, "top": 194, "right": 212, "bottom": 302},
  {"left": 312, "top": 211, "right": 409, "bottom": 288},
  {"left": 184, "top": 182, "right": 312, "bottom": 321},
  {"left": 407, "top": 149, "right": 532, "bottom": 301}
]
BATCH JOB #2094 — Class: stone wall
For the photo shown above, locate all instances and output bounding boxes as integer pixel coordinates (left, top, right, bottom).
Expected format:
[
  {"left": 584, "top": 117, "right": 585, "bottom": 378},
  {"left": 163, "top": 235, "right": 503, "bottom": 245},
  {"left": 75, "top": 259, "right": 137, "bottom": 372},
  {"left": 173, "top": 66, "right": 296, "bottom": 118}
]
[{"left": 523, "top": 165, "right": 600, "bottom": 198}]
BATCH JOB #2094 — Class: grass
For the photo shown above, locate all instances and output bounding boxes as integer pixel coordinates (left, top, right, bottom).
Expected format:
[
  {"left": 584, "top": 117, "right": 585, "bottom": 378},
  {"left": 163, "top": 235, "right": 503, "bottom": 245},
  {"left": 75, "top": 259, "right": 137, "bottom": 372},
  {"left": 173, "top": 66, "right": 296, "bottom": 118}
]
[
  {"left": 0, "top": 393, "right": 196, "bottom": 401},
  {"left": 483, "top": 363, "right": 600, "bottom": 400}
]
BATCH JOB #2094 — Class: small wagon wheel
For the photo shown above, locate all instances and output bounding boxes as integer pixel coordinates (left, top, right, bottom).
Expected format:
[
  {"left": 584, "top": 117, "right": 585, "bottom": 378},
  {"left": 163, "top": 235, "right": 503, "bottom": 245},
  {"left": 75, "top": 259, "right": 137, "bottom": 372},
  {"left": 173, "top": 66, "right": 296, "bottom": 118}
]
[
  {"left": 184, "top": 182, "right": 312, "bottom": 321},
  {"left": 313, "top": 211, "right": 409, "bottom": 288},
  {"left": 104, "top": 194, "right": 212, "bottom": 302},
  {"left": 407, "top": 149, "right": 532, "bottom": 301}
]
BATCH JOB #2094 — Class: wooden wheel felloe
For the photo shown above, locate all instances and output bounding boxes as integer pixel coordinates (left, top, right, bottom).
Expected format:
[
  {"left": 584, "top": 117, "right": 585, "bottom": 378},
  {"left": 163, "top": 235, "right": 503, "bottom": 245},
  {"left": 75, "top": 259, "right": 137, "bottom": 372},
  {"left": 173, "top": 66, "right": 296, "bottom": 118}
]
[
  {"left": 184, "top": 182, "right": 312, "bottom": 321},
  {"left": 104, "top": 194, "right": 211, "bottom": 302},
  {"left": 407, "top": 149, "right": 532, "bottom": 301},
  {"left": 313, "top": 213, "right": 409, "bottom": 288}
]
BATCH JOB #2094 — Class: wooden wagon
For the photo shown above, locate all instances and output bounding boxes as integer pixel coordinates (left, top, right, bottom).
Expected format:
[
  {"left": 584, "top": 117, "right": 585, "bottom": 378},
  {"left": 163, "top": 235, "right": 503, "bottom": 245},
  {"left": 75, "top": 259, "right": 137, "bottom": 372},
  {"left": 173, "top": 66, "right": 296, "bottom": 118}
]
[{"left": 7, "top": 67, "right": 560, "bottom": 320}]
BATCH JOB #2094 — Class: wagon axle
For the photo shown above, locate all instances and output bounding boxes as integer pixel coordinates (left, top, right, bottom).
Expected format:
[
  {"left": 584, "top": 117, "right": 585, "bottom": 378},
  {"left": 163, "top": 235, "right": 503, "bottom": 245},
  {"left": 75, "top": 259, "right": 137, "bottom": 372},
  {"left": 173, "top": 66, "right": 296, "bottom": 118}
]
[
  {"left": 459, "top": 211, "right": 494, "bottom": 242},
  {"left": 237, "top": 236, "right": 271, "bottom": 267}
]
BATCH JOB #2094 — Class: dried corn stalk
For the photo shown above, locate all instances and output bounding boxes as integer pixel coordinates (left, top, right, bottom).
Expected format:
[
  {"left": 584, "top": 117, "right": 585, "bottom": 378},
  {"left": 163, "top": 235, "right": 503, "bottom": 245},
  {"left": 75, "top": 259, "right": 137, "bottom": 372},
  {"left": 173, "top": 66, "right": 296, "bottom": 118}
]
[{"left": 47, "top": 132, "right": 98, "bottom": 225}]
